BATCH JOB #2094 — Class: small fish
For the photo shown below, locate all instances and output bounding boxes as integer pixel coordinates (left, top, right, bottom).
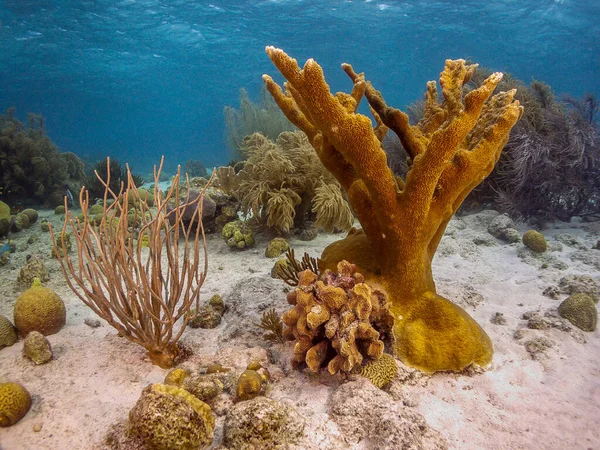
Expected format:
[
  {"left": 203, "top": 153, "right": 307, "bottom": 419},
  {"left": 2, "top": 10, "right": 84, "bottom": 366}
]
[{"left": 64, "top": 184, "right": 74, "bottom": 206}]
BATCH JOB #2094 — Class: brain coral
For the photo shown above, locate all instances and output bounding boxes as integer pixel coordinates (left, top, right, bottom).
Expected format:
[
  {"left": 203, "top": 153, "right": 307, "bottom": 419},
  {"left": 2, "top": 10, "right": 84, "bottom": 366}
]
[
  {"left": 128, "top": 383, "right": 214, "bottom": 450},
  {"left": 13, "top": 278, "right": 66, "bottom": 336},
  {"left": 0, "top": 315, "right": 18, "bottom": 349},
  {"left": 558, "top": 293, "right": 597, "bottom": 332},
  {"left": 522, "top": 230, "right": 548, "bottom": 253},
  {"left": 360, "top": 353, "right": 398, "bottom": 388},
  {"left": 0, "top": 382, "right": 32, "bottom": 427}
]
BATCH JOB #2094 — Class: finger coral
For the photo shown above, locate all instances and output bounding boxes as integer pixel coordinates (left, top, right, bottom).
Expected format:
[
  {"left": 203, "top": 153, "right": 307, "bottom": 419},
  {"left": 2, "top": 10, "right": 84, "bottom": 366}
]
[
  {"left": 264, "top": 48, "right": 523, "bottom": 373},
  {"left": 282, "top": 260, "right": 392, "bottom": 374}
]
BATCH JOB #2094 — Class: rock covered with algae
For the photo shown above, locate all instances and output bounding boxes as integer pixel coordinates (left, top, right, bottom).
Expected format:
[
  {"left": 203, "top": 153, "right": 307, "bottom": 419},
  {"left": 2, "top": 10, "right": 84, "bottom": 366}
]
[{"left": 127, "top": 383, "right": 215, "bottom": 450}]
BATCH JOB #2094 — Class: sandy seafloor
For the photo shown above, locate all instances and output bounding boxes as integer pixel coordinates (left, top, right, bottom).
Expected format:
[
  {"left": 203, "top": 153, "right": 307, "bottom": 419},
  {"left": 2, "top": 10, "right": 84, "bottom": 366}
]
[{"left": 0, "top": 208, "right": 599, "bottom": 450}]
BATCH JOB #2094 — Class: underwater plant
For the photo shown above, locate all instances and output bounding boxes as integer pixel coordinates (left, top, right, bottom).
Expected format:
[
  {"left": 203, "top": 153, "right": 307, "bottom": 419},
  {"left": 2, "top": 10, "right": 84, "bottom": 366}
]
[
  {"left": 224, "top": 86, "right": 297, "bottom": 159},
  {"left": 263, "top": 48, "right": 522, "bottom": 373},
  {"left": 467, "top": 74, "right": 600, "bottom": 222},
  {"left": 50, "top": 157, "right": 209, "bottom": 368},
  {"left": 235, "top": 131, "right": 354, "bottom": 234},
  {"left": 255, "top": 308, "right": 285, "bottom": 344},
  {"left": 0, "top": 108, "right": 85, "bottom": 206}
]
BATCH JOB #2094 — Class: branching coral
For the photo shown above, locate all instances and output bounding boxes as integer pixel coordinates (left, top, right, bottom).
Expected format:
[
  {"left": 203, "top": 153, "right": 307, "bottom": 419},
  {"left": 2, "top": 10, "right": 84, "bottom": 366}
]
[
  {"left": 0, "top": 108, "right": 85, "bottom": 206},
  {"left": 263, "top": 47, "right": 522, "bottom": 372},
  {"left": 235, "top": 131, "right": 354, "bottom": 234}
]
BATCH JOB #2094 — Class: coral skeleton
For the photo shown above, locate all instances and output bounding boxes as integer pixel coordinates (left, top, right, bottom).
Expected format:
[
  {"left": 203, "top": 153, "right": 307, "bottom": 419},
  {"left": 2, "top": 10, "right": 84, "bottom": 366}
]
[{"left": 264, "top": 47, "right": 523, "bottom": 372}]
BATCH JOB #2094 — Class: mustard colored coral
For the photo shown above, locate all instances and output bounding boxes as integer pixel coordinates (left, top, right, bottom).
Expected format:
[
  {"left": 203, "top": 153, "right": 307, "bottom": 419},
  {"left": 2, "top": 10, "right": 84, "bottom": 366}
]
[
  {"left": 264, "top": 47, "right": 523, "bottom": 373},
  {"left": 128, "top": 383, "right": 215, "bottom": 449},
  {"left": 282, "top": 260, "right": 392, "bottom": 374},
  {"left": 0, "top": 382, "right": 32, "bottom": 427},
  {"left": 14, "top": 278, "right": 66, "bottom": 337},
  {"left": 360, "top": 353, "right": 398, "bottom": 388}
]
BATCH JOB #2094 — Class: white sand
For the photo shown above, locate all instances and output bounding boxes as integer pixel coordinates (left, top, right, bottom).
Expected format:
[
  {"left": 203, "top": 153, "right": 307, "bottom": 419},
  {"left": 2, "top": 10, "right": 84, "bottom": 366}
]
[{"left": 0, "top": 209, "right": 599, "bottom": 450}]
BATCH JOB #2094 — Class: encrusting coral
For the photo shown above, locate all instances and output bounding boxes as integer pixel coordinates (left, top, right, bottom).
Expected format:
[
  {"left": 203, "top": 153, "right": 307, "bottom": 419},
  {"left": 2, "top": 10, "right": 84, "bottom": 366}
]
[
  {"left": 282, "top": 260, "right": 393, "bottom": 374},
  {"left": 264, "top": 47, "right": 523, "bottom": 372},
  {"left": 235, "top": 131, "right": 354, "bottom": 234}
]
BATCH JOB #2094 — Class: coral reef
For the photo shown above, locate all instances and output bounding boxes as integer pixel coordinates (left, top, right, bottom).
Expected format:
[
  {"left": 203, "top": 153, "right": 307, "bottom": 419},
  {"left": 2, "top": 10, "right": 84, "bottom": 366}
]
[
  {"left": 222, "top": 396, "right": 304, "bottom": 450},
  {"left": 558, "top": 293, "right": 597, "bottom": 332},
  {"left": 0, "top": 382, "right": 32, "bottom": 427},
  {"left": 0, "top": 315, "right": 18, "bottom": 349},
  {"left": 390, "top": 70, "right": 600, "bottom": 222},
  {"left": 263, "top": 48, "right": 522, "bottom": 372},
  {"left": 128, "top": 383, "right": 214, "bottom": 450},
  {"left": 0, "top": 109, "right": 86, "bottom": 206},
  {"left": 23, "top": 331, "right": 53, "bottom": 364},
  {"left": 282, "top": 260, "right": 392, "bottom": 374},
  {"left": 13, "top": 278, "right": 66, "bottom": 337},
  {"left": 235, "top": 131, "right": 354, "bottom": 234}
]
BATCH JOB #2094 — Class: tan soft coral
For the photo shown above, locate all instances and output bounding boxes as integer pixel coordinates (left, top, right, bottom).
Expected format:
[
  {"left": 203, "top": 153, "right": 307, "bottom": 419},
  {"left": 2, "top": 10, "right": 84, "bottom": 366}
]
[
  {"left": 264, "top": 47, "right": 523, "bottom": 373},
  {"left": 282, "top": 261, "right": 392, "bottom": 374},
  {"left": 235, "top": 131, "right": 353, "bottom": 234}
]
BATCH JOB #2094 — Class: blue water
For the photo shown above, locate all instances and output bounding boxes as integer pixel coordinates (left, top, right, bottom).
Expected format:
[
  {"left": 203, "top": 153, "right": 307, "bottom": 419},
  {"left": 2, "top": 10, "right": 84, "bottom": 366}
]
[{"left": 1, "top": 0, "right": 598, "bottom": 174}]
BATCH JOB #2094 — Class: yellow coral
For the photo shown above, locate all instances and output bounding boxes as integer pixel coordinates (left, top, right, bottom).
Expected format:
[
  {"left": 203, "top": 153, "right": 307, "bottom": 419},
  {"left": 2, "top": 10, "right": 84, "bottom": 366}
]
[
  {"left": 235, "top": 369, "right": 264, "bottom": 402},
  {"left": 14, "top": 278, "right": 66, "bottom": 337},
  {"left": 360, "top": 353, "right": 398, "bottom": 388},
  {"left": 522, "top": 230, "right": 547, "bottom": 253},
  {"left": 264, "top": 48, "right": 523, "bottom": 373},
  {"left": 0, "top": 382, "right": 32, "bottom": 427},
  {"left": 128, "top": 383, "right": 214, "bottom": 449}
]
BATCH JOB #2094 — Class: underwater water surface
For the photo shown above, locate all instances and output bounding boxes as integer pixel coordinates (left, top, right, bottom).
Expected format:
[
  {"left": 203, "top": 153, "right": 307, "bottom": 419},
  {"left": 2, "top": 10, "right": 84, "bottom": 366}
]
[{"left": 0, "top": 0, "right": 598, "bottom": 172}]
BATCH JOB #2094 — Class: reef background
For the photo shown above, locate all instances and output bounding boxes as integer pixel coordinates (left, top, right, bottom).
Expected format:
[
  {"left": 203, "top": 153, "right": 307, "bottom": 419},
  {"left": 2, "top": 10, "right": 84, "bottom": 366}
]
[{"left": 0, "top": 0, "right": 598, "bottom": 173}]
